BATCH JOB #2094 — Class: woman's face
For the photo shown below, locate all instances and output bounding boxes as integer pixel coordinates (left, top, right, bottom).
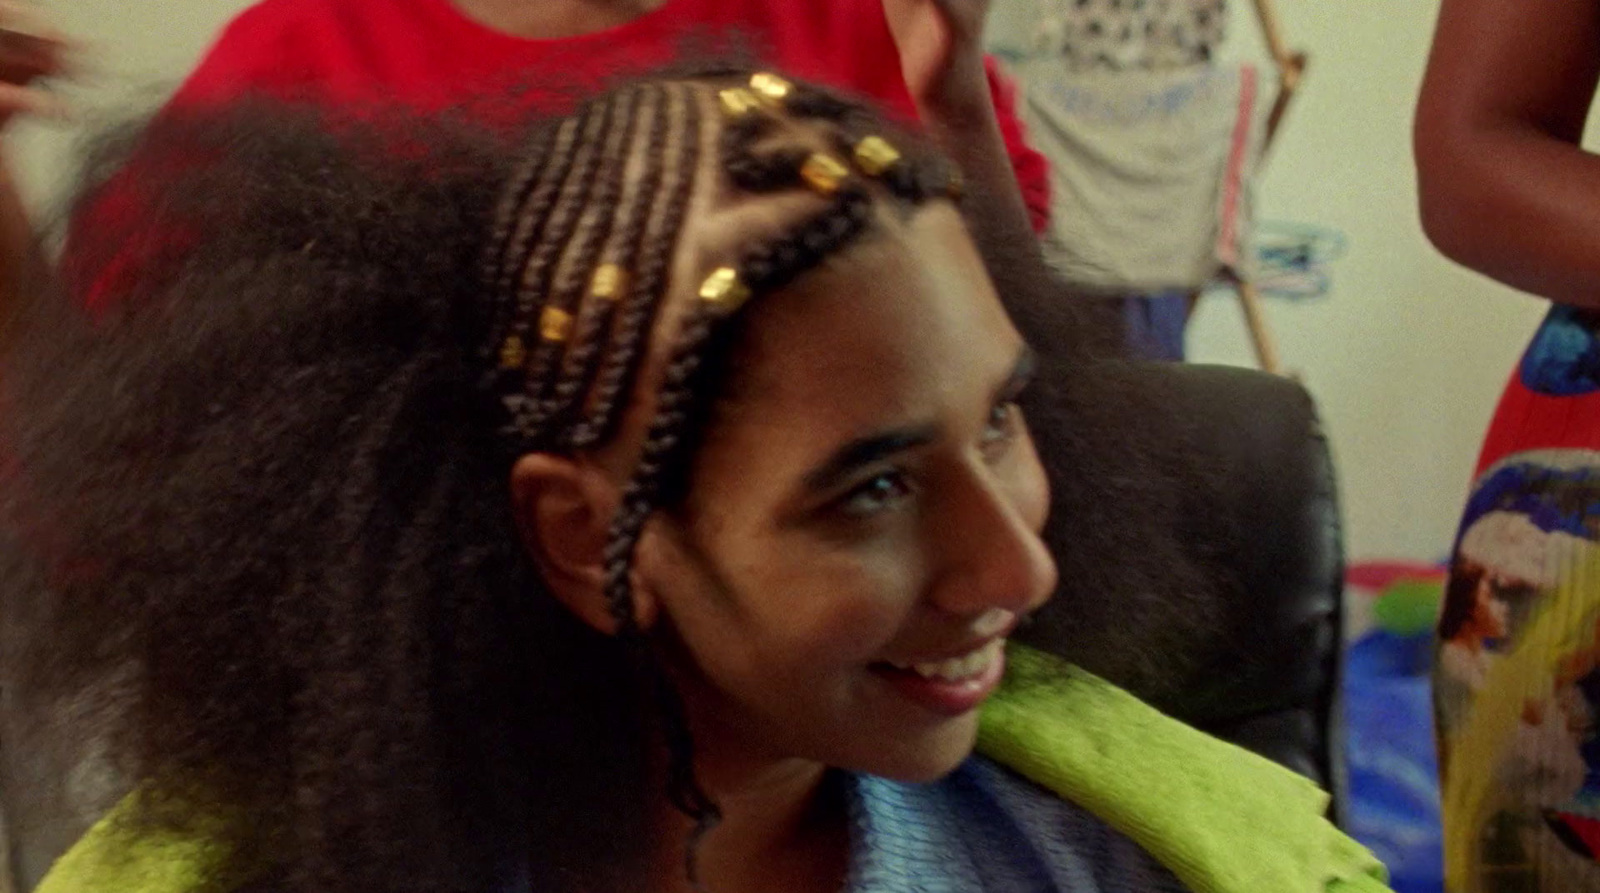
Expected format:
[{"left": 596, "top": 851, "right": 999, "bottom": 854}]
[{"left": 634, "top": 205, "right": 1057, "bottom": 783}]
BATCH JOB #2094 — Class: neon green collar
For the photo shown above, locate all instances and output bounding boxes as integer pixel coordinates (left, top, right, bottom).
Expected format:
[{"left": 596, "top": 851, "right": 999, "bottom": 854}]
[
  {"left": 35, "top": 797, "right": 239, "bottom": 893},
  {"left": 977, "top": 644, "right": 1391, "bottom": 893},
  {"left": 41, "top": 645, "right": 1391, "bottom": 893}
]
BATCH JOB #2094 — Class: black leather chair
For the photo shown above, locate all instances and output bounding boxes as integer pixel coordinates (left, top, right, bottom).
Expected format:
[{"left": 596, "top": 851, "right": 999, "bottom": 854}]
[
  {"left": 0, "top": 363, "right": 1347, "bottom": 890},
  {"left": 1022, "top": 363, "right": 1347, "bottom": 823},
  {"left": 1164, "top": 365, "right": 1344, "bottom": 812}
]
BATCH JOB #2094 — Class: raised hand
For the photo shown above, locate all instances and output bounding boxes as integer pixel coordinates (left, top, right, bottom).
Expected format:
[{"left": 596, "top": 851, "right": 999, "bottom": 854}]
[
  {"left": 881, "top": 0, "right": 991, "bottom": 115},
  {"left": 0, "top": 1, "right": 74, "bottom": 129}
]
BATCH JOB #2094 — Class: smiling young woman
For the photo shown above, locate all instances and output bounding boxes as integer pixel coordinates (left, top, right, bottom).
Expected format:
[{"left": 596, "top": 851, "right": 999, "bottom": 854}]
[
  {"left": 0, "top": 67, "right": 1107, "bottom": 893},
  {"left": 0, "top": 69, "right": 1384, "bottom": 893}
]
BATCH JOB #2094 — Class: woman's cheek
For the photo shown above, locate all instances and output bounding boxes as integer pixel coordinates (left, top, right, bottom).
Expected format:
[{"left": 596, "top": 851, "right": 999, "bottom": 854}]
[{"left": 765, "top": 547, "right": 929, "bottom": 665}]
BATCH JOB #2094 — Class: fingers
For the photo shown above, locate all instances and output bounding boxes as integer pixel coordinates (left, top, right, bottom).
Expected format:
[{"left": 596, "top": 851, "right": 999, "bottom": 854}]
[
  {"left": 929, "top": 0, "right": 990, "bottom": 29},
  {"left": 0, "top": 1, "right": 63, "bottom": 42},
  {"left": 0, "top": 81, "right": 68, "bottom": 123},
  {"left": 0, "top": 2, "right": 79, "bottom": 129},
  {"left": 0, "top": 31, "right": 64, "bottom": 82},
  {"left": 0, "top": 1, "right": 77, "bottom": 83}
]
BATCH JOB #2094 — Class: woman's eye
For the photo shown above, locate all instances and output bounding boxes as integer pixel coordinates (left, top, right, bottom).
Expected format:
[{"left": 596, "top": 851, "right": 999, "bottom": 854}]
[
  {"left": 981, "top": 401, "right": 1022, "bottom": 458},
  {"left": 836, "top": 471, "right": 913, "bottom": 518}
]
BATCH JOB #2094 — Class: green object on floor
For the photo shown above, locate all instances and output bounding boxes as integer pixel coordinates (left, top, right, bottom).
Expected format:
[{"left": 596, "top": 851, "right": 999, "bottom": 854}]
[{"left": 1372, "top": 577, "right": 1445, "bottom": 638}]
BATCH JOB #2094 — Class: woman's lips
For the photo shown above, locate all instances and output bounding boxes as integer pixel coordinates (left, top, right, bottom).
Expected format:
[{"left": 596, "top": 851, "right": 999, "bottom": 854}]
[{"left": 869, "top": 638, "right": 1007, "bottom": 717}]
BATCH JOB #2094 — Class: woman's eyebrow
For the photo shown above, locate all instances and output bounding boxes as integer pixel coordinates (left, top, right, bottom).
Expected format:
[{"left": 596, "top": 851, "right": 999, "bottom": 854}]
[
  {"left": 996, "top": 345, "right": 1037, "bottom": 404},
  {"left": 801, "top": 426, "right": 938, "bottom": 493},
  {"left": 798, "top": 346, "right": 1034, "bottom": 495}
]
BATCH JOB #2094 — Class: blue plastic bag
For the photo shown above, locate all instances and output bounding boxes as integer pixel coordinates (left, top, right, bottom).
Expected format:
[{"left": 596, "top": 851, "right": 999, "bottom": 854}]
[{"left": 1344, "top": 628, "right": 1444, "bottom": 893}]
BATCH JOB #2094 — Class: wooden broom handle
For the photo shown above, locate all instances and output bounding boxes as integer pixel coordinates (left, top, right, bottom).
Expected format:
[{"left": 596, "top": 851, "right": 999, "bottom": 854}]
[
  {"left": 1249, "top": 0, "right": 1296, "bottom": 72},
  {"left": 1235, "top": 277, "right": 1284, "bottom": 375},
  {"left": 1238, "top": 0, "right": 1298, "bottom": 377},
  {"left": 1249, "top": 0, "right": 1307, "bottom": 149}
]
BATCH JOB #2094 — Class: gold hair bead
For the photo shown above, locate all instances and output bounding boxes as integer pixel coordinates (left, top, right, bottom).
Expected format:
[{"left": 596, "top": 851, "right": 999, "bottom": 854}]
[
  {"left": 718, "top": 87, "right": 761, "bottom": 118},
  {"left": 698, "top": 267, "right": 751, "bottom": 313},
  {"left": 589, "top": 263, "right": 628, "bottom": 301},
  {"left": 854, "top": 136, "right": 902, "bottom": 176},
  {"left": 539, "top": 306, "right": 574, "bottom": 343},
  {"left": 800, "top": 153, "right": 850, "bottom": 195},
  {"left": 498, "top": 335, "right": 528, "bottom": 370},
  {"left": 749, "top": 72, "right": 792, "bottom": 105}
]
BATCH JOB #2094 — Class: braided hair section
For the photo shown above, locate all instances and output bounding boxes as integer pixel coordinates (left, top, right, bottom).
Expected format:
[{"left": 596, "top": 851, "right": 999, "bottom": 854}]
[
  {"left": 480, "top": 115, "right": 583, "bottom": 385},
  {"left": 570, "top": 82, "right": 703, "bottom": 451}
]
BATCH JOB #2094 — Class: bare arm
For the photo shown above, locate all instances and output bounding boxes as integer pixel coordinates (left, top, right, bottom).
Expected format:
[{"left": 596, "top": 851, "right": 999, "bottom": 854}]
[
  {"left": 883, "top": 0, "right": 1038, "bottom": 262},
  {"left": 916, "top": 57, "right": 1040, "bottom": 265},
  {"left": 1414, "top": 0, "right": 1600, "bottom": 307}
]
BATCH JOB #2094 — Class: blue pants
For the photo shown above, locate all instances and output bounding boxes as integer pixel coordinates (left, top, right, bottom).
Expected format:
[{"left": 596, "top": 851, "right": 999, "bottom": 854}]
[{"left": 1120, "top": 292, "right": 1190, "bottom": 361}]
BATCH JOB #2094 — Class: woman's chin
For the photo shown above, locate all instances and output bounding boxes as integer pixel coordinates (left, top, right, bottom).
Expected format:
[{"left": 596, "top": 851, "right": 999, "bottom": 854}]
[{"left": 856, "top": 713, "right": 981, "bottom": 784}]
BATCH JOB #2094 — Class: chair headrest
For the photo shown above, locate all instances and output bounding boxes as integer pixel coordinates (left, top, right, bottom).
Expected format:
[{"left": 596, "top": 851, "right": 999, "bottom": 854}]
[{"left": 1018, "top": 363, "right": 1343, "bottom": 798}]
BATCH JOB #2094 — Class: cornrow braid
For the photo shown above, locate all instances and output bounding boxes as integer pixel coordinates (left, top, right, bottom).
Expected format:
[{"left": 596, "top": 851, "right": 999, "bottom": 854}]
[
  {"left": 568, "top": 82, "right": 702, "bottom": 450},
  {"left": 479, "top": 115, "right": 582, "bottom": 384},
  {"left": 559, "top": 85, "right": 672, "bottom": 450},
  {"left": 786, "top": 84, "right": 961, "bottom": 205},
  {"left": 483, "top": 118, "right": 562, "bottom": 307},
  {"left": 544, "top": 85, "right": 664, "bottom": 447},
  {"left": 725, "top": 81, "right": 958, "bottom": 206},
  {"left": 595, "top": 187, "right": 876, "bottom": 888},
  {"left": 824, "top": 123, "right": 959, "bottom": 207},
  {"left": 533, "top": 86, "right": 645, "bottom": 427},
  {"left": 508, "top": 100, "right": 618, "bottom": 434},
  {"left": 598, "top": 185, "right": 874, "bottom": 629},
  {"left": 718, "top": 112, "right": 808, "bottom": 193}
]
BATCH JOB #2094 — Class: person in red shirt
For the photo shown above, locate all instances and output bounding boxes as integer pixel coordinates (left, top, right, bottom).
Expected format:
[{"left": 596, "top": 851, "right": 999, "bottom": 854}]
[
  {"left": 165, "top": 0, "right": 1048, "bottom": 225},
  {"left": 31, "top": 1, "right": 1051, "bottom": 312}
]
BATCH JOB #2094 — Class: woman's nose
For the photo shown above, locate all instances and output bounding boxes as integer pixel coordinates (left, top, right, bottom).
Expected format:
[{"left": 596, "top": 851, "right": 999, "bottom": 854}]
[{"left": 927, "top": 460, "right": 1058, "bottom": 620}]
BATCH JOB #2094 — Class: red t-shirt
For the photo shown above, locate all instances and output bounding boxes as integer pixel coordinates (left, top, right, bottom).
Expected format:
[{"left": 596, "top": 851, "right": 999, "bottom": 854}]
[
  {"left": 177, "top": 0, "right": 1048, "bottom": 220},
  {"left": 71, "top": 0, "right": 1050, "bottom": 309}
]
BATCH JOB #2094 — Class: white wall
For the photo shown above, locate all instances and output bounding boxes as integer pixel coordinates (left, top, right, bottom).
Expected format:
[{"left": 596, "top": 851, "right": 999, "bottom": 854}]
[
  {"left": 15, "top": 0, "right": 1548, "bottom": 565},
  {"left": 1194, "top": 1, "right": 1548, "bottom": 563}
]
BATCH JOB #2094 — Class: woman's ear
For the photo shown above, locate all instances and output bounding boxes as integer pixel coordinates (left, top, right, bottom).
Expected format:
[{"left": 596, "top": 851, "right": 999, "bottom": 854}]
[{"left": 510, "top": 454, "right": 625, "bottom": 634}]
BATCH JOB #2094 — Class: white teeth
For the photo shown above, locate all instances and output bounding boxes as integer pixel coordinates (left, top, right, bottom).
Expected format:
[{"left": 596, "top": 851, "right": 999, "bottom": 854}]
[
  {"left": 892, "top": 639, "right": 1004, "bottom": 682},
  {"left": 973, "top": 609, "right": 1013, "bottom": 638}
]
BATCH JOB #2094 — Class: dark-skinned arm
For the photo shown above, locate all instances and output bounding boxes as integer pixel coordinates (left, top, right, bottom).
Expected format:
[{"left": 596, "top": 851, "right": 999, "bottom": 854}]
[
  {"left": 884, "top": 0, "right": 1041, "bottom": 267},
  {"left": 1415, "top": 0, "right": 1600, "bottom": 308}
]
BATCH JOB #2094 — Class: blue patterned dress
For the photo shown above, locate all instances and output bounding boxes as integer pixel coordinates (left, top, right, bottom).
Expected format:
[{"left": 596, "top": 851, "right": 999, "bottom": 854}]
[{"left": 1436, "top": 306, "right": 1600, "bottom": 891}]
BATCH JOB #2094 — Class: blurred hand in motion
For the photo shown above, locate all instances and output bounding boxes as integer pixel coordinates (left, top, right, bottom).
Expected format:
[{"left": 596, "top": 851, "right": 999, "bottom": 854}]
[
  {"left": 881, "top": 0, "right": 991, "bottom": 117},
  {"left": 0, "top": 0, "right": 74, "bottom": 130}
]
